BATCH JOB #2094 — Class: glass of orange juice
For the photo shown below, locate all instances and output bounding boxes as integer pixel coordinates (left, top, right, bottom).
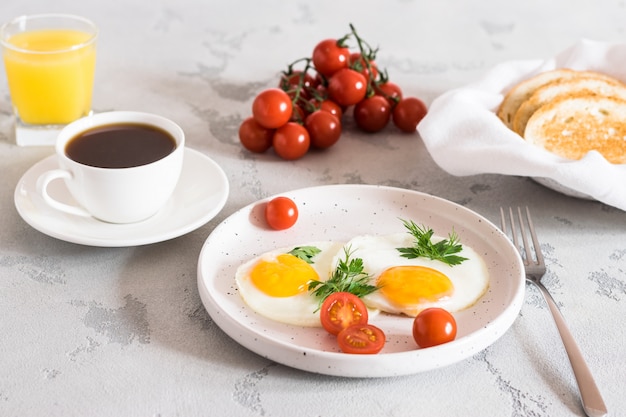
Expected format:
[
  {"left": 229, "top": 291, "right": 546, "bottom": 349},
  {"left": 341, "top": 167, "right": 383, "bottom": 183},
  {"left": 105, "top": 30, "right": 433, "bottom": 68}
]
[{"left": 1, "top": 14, "right": 97, "bottom": 146}]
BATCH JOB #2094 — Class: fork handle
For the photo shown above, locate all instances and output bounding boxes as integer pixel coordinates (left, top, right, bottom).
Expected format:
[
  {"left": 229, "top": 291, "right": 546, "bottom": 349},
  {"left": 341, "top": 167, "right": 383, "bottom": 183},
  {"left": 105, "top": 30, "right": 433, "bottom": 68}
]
[{"left": 533, "top": 281, "right": 608, "bottom": 417}]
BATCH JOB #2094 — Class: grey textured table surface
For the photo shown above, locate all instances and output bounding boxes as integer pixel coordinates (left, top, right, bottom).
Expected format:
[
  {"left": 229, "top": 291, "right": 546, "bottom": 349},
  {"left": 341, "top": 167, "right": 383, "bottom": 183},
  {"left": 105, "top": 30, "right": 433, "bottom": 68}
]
[{"left": 1, "top": 1, "right": 625, "bottom": 416}]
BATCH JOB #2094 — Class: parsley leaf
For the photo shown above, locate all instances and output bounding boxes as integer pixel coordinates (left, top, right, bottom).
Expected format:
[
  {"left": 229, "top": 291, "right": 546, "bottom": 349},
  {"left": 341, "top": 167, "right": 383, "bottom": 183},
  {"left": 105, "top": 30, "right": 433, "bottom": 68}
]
[
  {"left": 288, "top": 246, "right": 321, "bottom": 264},
  {"left": 308, "top": 246, "right": 378, "bottom": 306},
  {"left": 397, "top": 219, "right": 468, "bottom": 266}
]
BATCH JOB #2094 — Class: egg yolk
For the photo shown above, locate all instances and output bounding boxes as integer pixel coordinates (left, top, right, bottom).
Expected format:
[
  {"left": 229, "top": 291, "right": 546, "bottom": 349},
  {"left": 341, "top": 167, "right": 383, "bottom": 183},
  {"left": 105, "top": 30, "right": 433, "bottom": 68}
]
[
  {"left": 250, "top": 254, "right": 319, "bottom": 297},
  {"left": 377, "top": 265, "right": 454, "bottom": 306}
]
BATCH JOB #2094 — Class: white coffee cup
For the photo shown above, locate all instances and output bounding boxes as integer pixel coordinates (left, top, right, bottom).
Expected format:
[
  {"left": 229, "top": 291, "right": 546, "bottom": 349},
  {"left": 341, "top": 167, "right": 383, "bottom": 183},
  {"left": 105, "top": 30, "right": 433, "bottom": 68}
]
[{"left": 36, "top": 111, "right": 185, "bottom": 224}]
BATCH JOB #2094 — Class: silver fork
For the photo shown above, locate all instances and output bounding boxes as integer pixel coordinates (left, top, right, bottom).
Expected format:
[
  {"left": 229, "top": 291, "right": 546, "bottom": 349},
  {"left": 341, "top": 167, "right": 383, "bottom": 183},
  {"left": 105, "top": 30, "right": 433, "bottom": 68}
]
[{"left": 500, "top": 207, "right": 607, "bottom": 417}]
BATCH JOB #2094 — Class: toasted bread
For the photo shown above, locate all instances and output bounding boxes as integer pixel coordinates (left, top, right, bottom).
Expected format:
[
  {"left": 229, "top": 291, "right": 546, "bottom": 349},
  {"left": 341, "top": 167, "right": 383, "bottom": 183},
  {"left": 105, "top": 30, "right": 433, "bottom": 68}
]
[
  {"left": 512, "top": 76, "right": 626, "bottom": 135},
  {"left": 497, "top": 69, "right": 577, "bottom": 128},
  {"left": 524, "top": 95, "right": 626, "bottom": 163}
]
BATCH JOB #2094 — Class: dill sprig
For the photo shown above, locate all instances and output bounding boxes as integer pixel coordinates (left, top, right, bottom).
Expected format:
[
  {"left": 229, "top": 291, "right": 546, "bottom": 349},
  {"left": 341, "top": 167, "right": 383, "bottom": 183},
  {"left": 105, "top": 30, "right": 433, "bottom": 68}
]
[
  {"left": 308, "top": 246, "right": 378, "bottom": 305},
  {"left": 397, "top": 219, "right": 468, "bottom": 266}
]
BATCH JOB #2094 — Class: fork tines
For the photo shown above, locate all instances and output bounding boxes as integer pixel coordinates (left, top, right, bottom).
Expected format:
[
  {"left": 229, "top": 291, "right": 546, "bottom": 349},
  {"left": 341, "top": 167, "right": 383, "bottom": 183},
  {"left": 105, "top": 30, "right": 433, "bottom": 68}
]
[{"left": 500, "top": 206, "right": 544, "bottom": 268}]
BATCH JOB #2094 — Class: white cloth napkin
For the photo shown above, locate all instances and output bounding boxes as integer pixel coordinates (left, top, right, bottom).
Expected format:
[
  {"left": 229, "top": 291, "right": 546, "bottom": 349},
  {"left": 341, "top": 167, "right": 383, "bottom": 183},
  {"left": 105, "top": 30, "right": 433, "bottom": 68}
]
[{"left": 417, "top": 39, "right": 626, "bottom": 211}]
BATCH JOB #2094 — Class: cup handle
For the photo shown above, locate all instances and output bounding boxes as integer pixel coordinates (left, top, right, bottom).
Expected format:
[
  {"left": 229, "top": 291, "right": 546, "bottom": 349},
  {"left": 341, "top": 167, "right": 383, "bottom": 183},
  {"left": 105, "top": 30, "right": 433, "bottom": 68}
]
[{"left": 36, "top": 169, "right": 92, "bottom": 218}]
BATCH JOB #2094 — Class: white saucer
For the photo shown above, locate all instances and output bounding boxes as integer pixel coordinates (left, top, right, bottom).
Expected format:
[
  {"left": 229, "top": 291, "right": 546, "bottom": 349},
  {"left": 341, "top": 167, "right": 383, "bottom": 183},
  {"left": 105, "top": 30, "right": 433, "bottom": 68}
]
[{"left": 14, "top": 147, "right": 229, "bottom": 247}]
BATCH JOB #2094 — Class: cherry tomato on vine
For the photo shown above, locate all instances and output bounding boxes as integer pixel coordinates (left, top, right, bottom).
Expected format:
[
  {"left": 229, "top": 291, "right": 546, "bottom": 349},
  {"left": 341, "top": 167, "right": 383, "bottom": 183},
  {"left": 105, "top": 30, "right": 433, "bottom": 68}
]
[
  {"left": 238, "top": 117, "right": 274, "bottom": 153},
  {"left": 320, "top": 292, "right": 369, "bottom": 335},
  {"left": 312, "top": 39, "right": 350, "bottom": 77},
  {"left": 392, "top": 97, "right": 428, "bottom": 133},
  {"left": 265, "top": 196, "right": 298, "bottom": 230},
  {"left": 412, "top": 307, "right": 457, "bottom": 348},
  {"left": 353, "top": 95, "right": 391, "bottom": 133},
  {"left": 305, "top": 110, "right": 342, "bottom": 149},
  {"left": 349, "top": 52, "right": 378, "bottom": 81},
  {"left": 337, "top": 323, "right": 386, "bottom": 354},
  {"left": 272, "top": 122, "right": 310, "bottom": 160},
  {"left": 290, "top": 105, "right": 307, "bottom": 123},
  {"left": 318, "top": 99, "right": 343, "bottom": 119},
  {"left": 279, "top": 70, "right": 315, "bottom": 92},
  {"left": 252, "top": 88, "right": 293, "bottom": 129},
  {"left": 328, "top": 68, "right": 368, "bottom": 107},
  {"left": 375, "top": 81, "right": 403, "bottom": 107}
]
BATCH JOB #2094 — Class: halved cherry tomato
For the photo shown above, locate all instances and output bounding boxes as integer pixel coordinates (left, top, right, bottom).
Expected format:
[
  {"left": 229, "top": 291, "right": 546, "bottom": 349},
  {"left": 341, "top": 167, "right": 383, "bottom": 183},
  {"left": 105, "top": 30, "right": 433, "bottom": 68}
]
[
  {"left": 392, "top": 97, "right": 428, "bottom": 133},
  {"left": 238, "top": 117, "right": 274, "bottom": 153},
  {"left": 312, "top": 39, "right": 350, "bottom": 77},
  {"left": 412, "top": 307, "right": 457, "bottom": 348},
  {"left": 272, "top": 122, "right": 310, "bottom": 160},
  {"left": 328, "top": 68, "right": 367, "bottom": 107},
  {"left": 252, "top": 88, "right": 293, "bottom": 129},
  {"left": 337, "top": 323, "right": 385, "bottom": 354},
  {"left": 305, "top": 110, "right": 341, "bottom": 149},
  {"left": 265, "top": 196, "right": 298, "bottom": 230},
  {"left": 353, "top": 95, "right": 391, "bottom": 133},
  {"left": 319, "top": 292, "right": 368, "bottom": 335}
]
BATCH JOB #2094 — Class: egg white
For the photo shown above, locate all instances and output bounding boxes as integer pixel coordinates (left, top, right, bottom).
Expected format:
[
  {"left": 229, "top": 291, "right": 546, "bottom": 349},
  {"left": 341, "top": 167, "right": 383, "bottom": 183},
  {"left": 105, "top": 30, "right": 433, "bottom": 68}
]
[
  {"left": 339, "top": 232, "right": 490, "bottom": 317},
  {"left": 235, "top": 241, "right": 344, "bottom": 327}
]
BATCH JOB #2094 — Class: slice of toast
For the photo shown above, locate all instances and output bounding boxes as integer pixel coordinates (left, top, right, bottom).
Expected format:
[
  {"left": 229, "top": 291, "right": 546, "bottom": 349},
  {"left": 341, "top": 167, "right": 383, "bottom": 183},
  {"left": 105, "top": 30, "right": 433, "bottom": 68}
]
[
  {"left": 512, "top": 76, "right": 626, "bottom": 135},
  {"left": 524, "top": 95, "right": 626, "bottom": 163},
  {"left": 497, "top": 69, "right": 577, "bottom": 129}
]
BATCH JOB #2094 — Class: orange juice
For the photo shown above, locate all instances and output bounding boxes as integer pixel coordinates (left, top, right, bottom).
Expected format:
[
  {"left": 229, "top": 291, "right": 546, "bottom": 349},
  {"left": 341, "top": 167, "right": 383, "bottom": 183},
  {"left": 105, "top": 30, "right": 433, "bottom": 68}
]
[{"left": 3, "top": 29, "right": 96, "bottom": 125}]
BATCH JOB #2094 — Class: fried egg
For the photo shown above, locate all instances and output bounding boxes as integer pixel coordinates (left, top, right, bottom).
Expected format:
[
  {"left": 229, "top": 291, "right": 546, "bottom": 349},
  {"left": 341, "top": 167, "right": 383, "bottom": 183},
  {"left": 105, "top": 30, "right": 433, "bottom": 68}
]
[
  {"left": 235, "top": 241, "right": 343, "bottom": 327},
  {"left": 340, "top": 233, "right": 489, "bottom": 317}
]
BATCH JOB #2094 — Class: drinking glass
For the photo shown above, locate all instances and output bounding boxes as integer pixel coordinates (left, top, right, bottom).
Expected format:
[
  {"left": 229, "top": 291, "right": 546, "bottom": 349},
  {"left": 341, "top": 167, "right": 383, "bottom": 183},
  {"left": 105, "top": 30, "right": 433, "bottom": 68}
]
[{"left": 1, "top": 14, "right": 98, "bottom": 146}]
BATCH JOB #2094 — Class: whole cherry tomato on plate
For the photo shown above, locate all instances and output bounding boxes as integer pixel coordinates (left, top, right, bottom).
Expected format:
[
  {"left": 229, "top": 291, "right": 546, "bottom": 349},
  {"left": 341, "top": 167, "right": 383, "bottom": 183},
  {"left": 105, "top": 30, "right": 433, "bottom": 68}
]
[
  {"left": 319, "top": 292, "right": 369, "bottom": 335},
  {"left": 337, "top": 323, "right": 386, "bottom": 354},
  {"left": 412, "top": 307, "right": 457, "bottom": 348},
  {"left": 252, "top": 88, "right": 293, "bottom": 129},
  {"left": 265, "top": 196, "right": 298, "bottom": 230}
]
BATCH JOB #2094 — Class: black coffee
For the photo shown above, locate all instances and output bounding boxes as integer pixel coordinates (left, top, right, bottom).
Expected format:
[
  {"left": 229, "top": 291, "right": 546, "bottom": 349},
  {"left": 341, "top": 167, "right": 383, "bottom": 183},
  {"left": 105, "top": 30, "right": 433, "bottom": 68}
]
[{"left": 65, "top": 123, "right": 177, "bottom": 168}]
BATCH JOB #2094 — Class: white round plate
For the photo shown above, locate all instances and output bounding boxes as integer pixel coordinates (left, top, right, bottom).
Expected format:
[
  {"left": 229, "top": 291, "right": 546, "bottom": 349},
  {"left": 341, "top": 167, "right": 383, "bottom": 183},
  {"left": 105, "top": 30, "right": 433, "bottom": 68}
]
[
  {"left": 14, "top": 147, "right": 229, "bottom": 247},
  {"left": 197, "top": 184, "right": 525, "bottom": 378}
]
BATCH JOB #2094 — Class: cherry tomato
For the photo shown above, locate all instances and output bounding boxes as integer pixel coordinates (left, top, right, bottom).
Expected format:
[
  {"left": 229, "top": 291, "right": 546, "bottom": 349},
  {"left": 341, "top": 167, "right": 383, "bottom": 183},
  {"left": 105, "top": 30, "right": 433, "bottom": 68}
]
[
  {"left": 319, "top": 99, "right": 343, "bottom": 119},
  {"left": 337, "top": 324, "right": 385, "bottom": 354},
  {"left": 272, "top": 122, "right": 310, "bottom": 160},
  {"left": 252, "top": 88, "right": 293, "bottom": 129},
  {"left": 328, "top": 68, "right": 367, "bottom": 107},
  {"left": 238, "top": 117, "right": 274, "bottom": 153},
  {"left": 319, "top": 292, "right": 369, "bottom": 335},
  {"left": 305, "top": 111, "right": 342, "bottom": 149},
  {"left": 312, "top": 39, "right": 350, "bottom": 77},
  {"left": 265, "top": 196, "right": 298, "bottom": 230},
  {"left": 353, "top": 95, "right": 391, "bottom": 133},
  {"left": 290, "top": 105, "right": 307, "bottom": 123},
  {"left": 349, "top": 52, "right": 378, "bottom": 81},
  {"left": 375, "top": 81, "right": 403, "bottom": 107},
  {"left": 392, "top": 97, "right": 428, "bottom": 133},
  {"left": 412, "top": 307, "right": 457, "bottom": 348},
  {"left": 279, "top": 70, "right": 315, "bottom": 92}
]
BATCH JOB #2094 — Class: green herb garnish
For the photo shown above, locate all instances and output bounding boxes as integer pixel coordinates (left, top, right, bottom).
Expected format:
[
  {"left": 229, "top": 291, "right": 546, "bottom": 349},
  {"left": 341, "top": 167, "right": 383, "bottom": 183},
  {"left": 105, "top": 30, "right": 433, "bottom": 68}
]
[
  {"left": 288, "top": 246, "right": 321, "bottom": 264},
  {"left": 397, "top": 219, "right": 468, "bottom": 266},
  {"left": 308, "top": 246, "right": 378, "bottom": 305}
]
